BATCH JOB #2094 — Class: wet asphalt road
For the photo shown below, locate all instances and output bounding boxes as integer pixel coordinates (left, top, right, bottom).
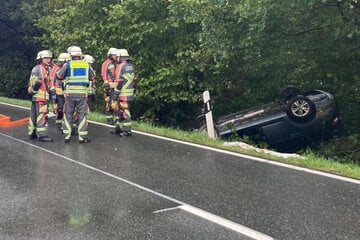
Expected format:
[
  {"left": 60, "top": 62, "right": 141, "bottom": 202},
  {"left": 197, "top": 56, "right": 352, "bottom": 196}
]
[{"left": 0, "top": 102, "right": 359, "bottom": 240}]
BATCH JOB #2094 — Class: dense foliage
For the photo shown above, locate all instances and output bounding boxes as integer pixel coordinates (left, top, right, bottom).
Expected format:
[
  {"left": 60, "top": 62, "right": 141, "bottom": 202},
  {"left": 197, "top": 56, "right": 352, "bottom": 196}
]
[{"left": 1, "top": 0, "right": 360, "bottom": 162}]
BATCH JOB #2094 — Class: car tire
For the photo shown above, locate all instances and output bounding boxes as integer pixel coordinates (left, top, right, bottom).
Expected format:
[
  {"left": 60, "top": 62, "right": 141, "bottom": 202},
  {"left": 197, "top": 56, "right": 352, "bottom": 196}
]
[
  {"left": 279, "top": 85, "right": 302, "bottom": 103},
  {"left": 286, "top": 95, "right": 316, "bottom": 123},
  {"left": 199, "top": 123, "right": 219, "bottom": 138},
  {"left": 194, "top": 114, "right": 206, "bottom": 129}
]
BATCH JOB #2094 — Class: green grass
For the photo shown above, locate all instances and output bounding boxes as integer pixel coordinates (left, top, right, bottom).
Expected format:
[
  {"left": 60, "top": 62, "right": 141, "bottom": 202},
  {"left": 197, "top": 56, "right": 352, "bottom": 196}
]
[
  {"left": 1, "top": 96, "right": 360, "bottom": 180},
  {"left": 0, "top": 97, "right": 32, "bottom": 108}
]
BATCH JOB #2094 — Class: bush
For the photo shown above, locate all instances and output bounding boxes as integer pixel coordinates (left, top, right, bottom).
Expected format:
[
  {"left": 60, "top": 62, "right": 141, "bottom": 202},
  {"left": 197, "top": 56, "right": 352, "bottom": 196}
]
[{"left": 316, "top": 134, "right": 360, "bottom": 164}]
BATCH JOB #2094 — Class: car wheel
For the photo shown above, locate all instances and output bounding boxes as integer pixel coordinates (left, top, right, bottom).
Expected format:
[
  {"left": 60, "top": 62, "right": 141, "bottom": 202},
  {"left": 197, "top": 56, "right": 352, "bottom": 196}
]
[
  {"left": 286, "top": 95, "right": 316, "bottom": 123},
  {"left": 194, "top": 114, "right": 206, "bottom": 129},
  {"left": 199, "top": 124, "right": 219, "bottom": 138},
  {"left": 279, "top": 85, "right": 302, "bottom": 103}
]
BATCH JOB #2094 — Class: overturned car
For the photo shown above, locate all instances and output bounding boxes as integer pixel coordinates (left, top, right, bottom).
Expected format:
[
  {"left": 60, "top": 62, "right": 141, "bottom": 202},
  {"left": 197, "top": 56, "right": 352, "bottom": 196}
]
[{"left": 195, "top": 86, "right": 339, "bottom": 150}]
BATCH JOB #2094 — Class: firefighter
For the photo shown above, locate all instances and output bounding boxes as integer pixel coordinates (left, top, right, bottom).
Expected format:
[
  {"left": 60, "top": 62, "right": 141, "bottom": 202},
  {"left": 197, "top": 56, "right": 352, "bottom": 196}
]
[
  {"left": 49, "top": 52, "right": 70, "bottom": 127},
  {"left": 83, "top": 54, "right": 96, "bottom": 107},
  {"left": 57, "top": 46, "right": 95, "bottom": 143},
  {"left": 27, "top": 50, "right": 54, "bottom": 142},
  {"left": 101, "top": 47, "right": 118, "bottom": 125},
  {"left": 111, "top": 49, "right": 137, "bottom": 137},
  {"left": 71, "top": 54, "right": 96, "bottom": 132}
]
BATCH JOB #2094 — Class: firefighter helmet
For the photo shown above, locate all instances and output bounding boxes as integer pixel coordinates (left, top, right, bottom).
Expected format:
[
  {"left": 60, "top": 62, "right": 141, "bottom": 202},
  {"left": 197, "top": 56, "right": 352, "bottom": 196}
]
[
  {"left": 107, "top": 47, "right": 118, "bottom": 56},
  {"left": 115, "top": 49, "right": 121, "bottom": 57},
  {"left": 58, "top": 53, "right": 70, "bottom": 62},
  {"left": 67, "top": 46, "right": 76, "bottom": 54},
  {"left": 118, "top": 49, "right": 130, "bottom": 60},
  {"left": 83, "top": 54, "right": 95, "bottom": 64},
  {"left": 69, "top": 46, "right": 83, "bottom": 57},
  {"left": 36, "top": 50, "right": 53, "bottom": 60}
]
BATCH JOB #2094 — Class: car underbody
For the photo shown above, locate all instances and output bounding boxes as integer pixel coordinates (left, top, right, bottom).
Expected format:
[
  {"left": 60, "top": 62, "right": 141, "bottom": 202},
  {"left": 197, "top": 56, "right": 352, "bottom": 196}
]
[{"left": 195, "top": 86, "right": 339, "bottom": 151}]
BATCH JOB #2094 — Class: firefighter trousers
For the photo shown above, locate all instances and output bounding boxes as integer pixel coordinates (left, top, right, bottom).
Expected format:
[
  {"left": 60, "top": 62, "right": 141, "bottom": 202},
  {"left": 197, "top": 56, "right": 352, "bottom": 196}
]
[
  {"left": 28, "top": 101, "right": 49, "bottom": 138},
  {"left": 105, "top": 88, "right": 115, "bottom": 124},
  {"left": 116, "top": 101, "right": 132, "bottom": 133},
  {"left": 55, "top": 95, "right": 65, "bottom": 125},
  {"left": 63, "top": 96, "right": 89, "bottom": 141}
]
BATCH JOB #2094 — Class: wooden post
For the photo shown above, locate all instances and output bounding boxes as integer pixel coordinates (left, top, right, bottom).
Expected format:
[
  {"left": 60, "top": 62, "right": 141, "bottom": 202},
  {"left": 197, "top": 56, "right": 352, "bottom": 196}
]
[{"left": 203, "top": 91, "right": 215, "bottom": 139}]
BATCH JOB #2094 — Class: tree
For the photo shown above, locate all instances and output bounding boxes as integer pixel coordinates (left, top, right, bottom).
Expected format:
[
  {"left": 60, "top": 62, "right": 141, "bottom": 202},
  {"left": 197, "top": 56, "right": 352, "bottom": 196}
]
[
  {"left": 0, "top": 0, "right": 43, "bottom": 98},
  {"left": 3, "top": 0, "right": 360, "bottom": 135}
]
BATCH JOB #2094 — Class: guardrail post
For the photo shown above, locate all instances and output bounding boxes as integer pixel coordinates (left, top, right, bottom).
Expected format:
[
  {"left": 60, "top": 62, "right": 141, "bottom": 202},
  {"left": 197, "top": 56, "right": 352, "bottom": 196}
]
[{"left": 203, "top": 91, "right": 215, "bottom": 139}]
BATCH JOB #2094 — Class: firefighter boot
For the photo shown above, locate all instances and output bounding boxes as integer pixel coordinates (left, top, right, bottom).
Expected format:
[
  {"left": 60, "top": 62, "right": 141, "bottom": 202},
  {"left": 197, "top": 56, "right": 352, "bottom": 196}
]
[
  {"left": 29, "top": 131, "right": 37, "bottom": 140},
  {"left": 38, "top": 135, "right": 53, "bottom": 142},
  {"left": 106, "top": 118, "right": 114, "bottom": 125},
  {"left": 110, "top": 126, "right": 122, "bottom": 135},
  {"left": 79, "top": 137, "right": 91, "bottom": 144},
  {"left": 123, "top": 131, "right": 131, "bottom": 137}
]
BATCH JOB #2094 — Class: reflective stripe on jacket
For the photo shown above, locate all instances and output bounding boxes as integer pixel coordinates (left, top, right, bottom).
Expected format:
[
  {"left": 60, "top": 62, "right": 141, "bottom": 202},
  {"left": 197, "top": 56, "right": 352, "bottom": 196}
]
[
  {"left": 49, "top": 63, "right": 63, "bottom": 95},
  {"left": 116, "top": 62, "right": 136, "bottom": 102},
  {"left": 101, "top": 58, "right": 116, "bottom": 86},
  {"left": 29, "top": 64, "right": 50, "bottom": 101}
]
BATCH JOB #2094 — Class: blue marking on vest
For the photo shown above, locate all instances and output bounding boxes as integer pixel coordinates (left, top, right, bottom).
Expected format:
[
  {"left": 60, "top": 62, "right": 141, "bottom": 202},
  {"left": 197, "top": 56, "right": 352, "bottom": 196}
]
[
  {"left": 66, "top": 61, "right": 71, "bottom": 76},
  {"left": 68, "top": 82, "right": 89, "bottom": 86},
  {"left": 73, "top": 68, "right": 87, "bottom": 76}
]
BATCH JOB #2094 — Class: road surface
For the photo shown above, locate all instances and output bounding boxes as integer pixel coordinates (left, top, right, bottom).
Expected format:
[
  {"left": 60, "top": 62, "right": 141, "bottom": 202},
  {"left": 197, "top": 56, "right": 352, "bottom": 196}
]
[{"left": 0, "top": 102, "right": 359, "bottom": 240}]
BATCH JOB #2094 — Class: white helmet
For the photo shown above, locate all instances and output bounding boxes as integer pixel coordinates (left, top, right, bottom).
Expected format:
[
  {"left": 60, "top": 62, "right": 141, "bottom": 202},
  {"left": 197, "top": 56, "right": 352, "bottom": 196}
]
[
  {"left": 83, "top": 54, "right": 95, "bottom": 64},
  {"left": 107, "top": 47, "right": 118, "bottom": 56},
  {"left": 115, "top": 49, "right": 121, "bottom": 57},
  {"left": 69, "top": 46, "right": 83, "bottom": 57},
  {"left": 36, "top": 50, "right": 53, "bottom": 60},
  {"left": 67, "top": 46, "right": 76, "bottom": 54},
  {"left": 58, "top": 53, "right": 70, "bottom": 62},
  {"left": 118, "top": 49, "right": 130, "bottom": 60}
]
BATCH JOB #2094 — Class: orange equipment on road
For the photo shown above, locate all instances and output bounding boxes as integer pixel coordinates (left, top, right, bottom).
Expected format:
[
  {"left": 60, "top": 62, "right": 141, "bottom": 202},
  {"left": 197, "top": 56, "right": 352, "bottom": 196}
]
[{"left": 0, "top": 114, "right": 29, "bottom": 127}]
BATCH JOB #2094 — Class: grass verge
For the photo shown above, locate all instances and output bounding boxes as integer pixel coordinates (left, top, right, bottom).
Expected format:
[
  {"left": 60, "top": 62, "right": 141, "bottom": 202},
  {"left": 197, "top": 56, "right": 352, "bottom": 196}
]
[{"left": 1, "top": 96, "right": 359, "bottom": 180}]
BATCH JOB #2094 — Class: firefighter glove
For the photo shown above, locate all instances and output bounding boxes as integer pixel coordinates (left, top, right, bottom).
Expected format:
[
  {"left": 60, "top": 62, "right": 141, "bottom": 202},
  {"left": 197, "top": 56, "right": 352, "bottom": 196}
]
[
  {"left": 89, "top": 94, "right": 96, "bottom": 102},
  {"left": 132, "top": 77, "right": 138, "bottom": 88},
  {"left": 103, "top": 82, "right": 110, "bottom": 92},
  {"left": 113, "top": 90, "right": 119, "bottom": 100},
  {"left": 33, "top": 81, "right": 41, "bottom": 91},
  {"left": 27, "top": 87, "right": 33, "bottom": 99},
  {"left": 111, "top": 100, "right": 119, "bottom": 112}
]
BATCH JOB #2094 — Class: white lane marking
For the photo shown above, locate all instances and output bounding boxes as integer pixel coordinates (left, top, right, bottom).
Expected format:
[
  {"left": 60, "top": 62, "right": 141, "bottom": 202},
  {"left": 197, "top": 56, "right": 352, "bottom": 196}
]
[
  {"left": 180, "top": 205, "right": 274, "bottom": 240},
  {"left": 2, "top": 101, "right": 360, "bottom": 185},
  {"left": 0, "top": 132, "right": 183, "bottom": 205},
  {"left": 133, "top": 131, "right": 360, "bottom": 185},
  {"left": 0, "top": 102, "right": 30, "bottom": 110},
  {"left": 152, "top": 205, "right": 275, "bottom": 240},
  {"left": 0, "top": 132, "right": 274, "bottom": 240},
  {"left": 153, "top": 206, "right": 181, "bottom": 214}
]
